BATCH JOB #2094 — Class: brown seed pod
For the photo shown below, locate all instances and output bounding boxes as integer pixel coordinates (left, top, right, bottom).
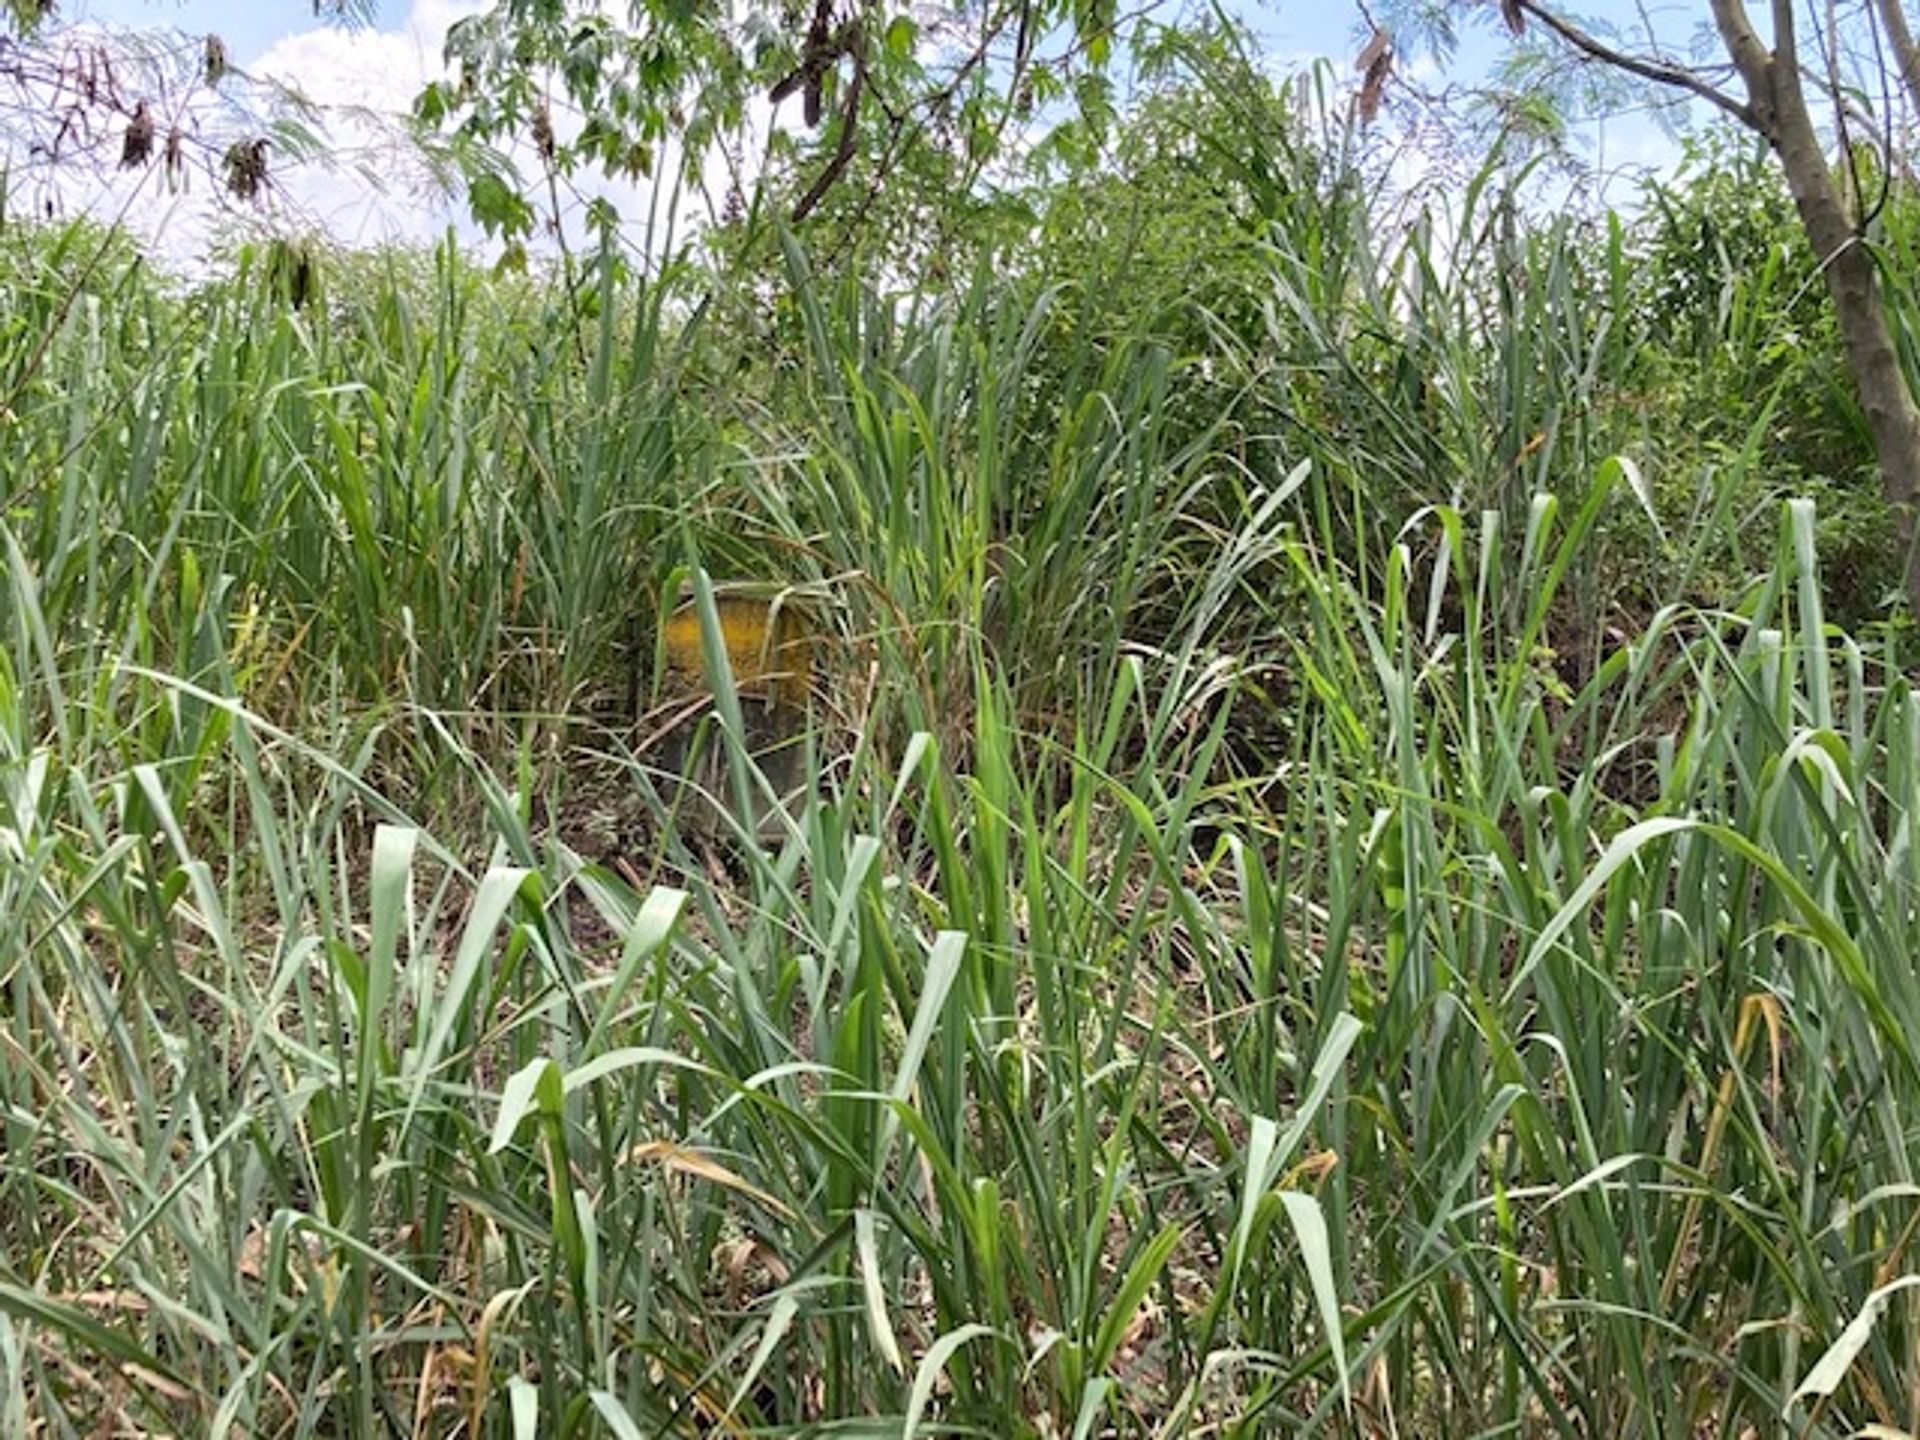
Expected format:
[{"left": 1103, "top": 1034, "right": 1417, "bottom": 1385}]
[
  {"left": 1354, "top": 27, "right": 1393, "bottom": 125},
  {"left": 204, "top": 34, "right": 228, "bottom": 85},
  {"left": 223, "top": 137, "right": 268, "bottom": 200},
  {"left": 121, "top": 100, "right": 153, "bottom": 169},
  {"left": 164, "top": 126, "right": 183, "bottom": 184}
]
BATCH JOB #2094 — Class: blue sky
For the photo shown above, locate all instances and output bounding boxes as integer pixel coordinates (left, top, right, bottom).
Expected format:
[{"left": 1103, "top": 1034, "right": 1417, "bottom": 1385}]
[{"left": 61, "top": 0, "right": 1668, "bottom": 92}]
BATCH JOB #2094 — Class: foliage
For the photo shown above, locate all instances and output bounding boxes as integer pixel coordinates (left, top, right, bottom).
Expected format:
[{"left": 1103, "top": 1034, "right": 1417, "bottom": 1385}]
[
  {"left": 1397, "top": 0, "right": 1920, "bottom": 625},
  {"left": 5, "top": 34, "right": 1920, "bottom": 1436},
  {"left": 417, "top": 0, "right": 1143, "bottom": 257},
  {"left": 1616, "top": 128, "right": 1909, "bottom": 619}
]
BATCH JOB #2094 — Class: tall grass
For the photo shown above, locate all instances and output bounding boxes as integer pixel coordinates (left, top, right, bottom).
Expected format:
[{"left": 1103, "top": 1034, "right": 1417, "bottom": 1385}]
[{"left": 3, "top": 139, "right": 1920, "bottom": 1438}]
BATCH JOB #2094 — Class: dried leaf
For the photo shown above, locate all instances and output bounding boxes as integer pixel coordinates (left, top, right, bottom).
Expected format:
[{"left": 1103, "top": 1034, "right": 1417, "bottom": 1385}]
[
  {"left": 717, "top": 1236, "right": 791, "bottom": 1306},
  {"left": 223, "top": 137, "right": 269, "bottom": 201},
  {"left": 1499, "top": 0, "right": 1525, "bottom": 36},
  {"left": 121, "top": 1363, "right": 191, "bottom": 1403},
  {"left": 1357, "top": 36, "right": 1394, "bottom": 125},
  {"left": 120, "top": 101, "right": 152, "bottom": 169},
  {"left": 1354, "top": 26, "right": 1391, "bottom": 73},
  {"left": 626, "top": 1139, "right": 792, "bottom": 1217}
]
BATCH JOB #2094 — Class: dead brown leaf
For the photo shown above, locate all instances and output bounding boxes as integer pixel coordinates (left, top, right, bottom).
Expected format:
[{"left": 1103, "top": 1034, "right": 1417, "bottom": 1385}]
[{"left": 627, "top": 1138, "right": 793, "bottom": 1217}]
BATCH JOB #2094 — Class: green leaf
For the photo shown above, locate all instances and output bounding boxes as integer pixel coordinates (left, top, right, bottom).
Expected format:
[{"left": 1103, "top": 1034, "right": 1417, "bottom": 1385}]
[
  {"left": 563, "top": 1045, "right": 713, "bottom": 1093},
  {"left": 1507, "top": 817, "right": 1691, "bottom": 1002},
  {"left": 1602, "top": 453, "right": 1660, "bottom": 539},
  {"left": 416, "top": 864, "right": 530, "bottom": 1085},
  {"left": 903, "top": 1324, "right": 999, "bottom": 1438},
  {"left": 468, "top": 172, "right": 534, "bottom": 239},
  {"left": 855, "top": 1208, "right": 904, "bottom": 1375},
  {"left": 888, "top": 930, "right": 966, "bottom": 1107},
  {"left": 509, "top": 1377, "right": 538, "bottom": 1439},
  {"left": 589, "top": 1391, "right": 646, "bottom": 1440},
  {"left": 1277, "top": 1191, "right": 1349, "bottom": 1412},
  {"left": 724, "top": 1293, "right": 802, "bottom": 1423},
  {"left": 414, "top": 80, "right": 447, "bottom": 125},
  {"left": 1791, "top": 1274, "right": 1920, "bottom": 1403},
  {"left": 0, "top": 1283, "right": 186, "bottom": 1388},
  {"left": 1089, "top": 1220, "right": 1182, "bottom": 1374},
  {"left": 490, "top": 1057, "right": 560, "bottom": 1153},
  {"left": 365, "top": 824, "right": 417, "bottom": 1068},
  {"left": 584, "top": 885, "right": 688, "bottom": 1054},
  {"left": 1231, "top": 1013, "right": 1362, "bottom": 1285}
]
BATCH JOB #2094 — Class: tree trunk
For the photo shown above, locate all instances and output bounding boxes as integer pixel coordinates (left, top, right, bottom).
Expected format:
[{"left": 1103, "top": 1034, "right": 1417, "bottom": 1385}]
[{"left": 1714, "top": 0, "right": 1920, "bottom": 609}]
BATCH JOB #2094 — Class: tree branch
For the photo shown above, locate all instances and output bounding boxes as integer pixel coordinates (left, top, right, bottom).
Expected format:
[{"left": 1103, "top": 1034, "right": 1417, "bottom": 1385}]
[
  {"left": 790, "top": 33, "right": 863, "bottom": 222},
  {"left": 1875, "top": 0, "right": 1920, "bottom": 117},
  {"left": 1709, "top": 0, "right": 1775, "bottom": 107},
  {"left": 1517, "top": 0, "right": 1755, "bottom": 126}
]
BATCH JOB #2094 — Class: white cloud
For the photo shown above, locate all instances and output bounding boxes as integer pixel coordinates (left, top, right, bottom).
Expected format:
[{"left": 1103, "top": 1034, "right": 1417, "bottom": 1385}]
[
  {"left": 245, "top": 0, "right": 483, "bottom": 249},
  {"left": 1, "top": 6, "right": 480, "bottom": 262},
  {"left": 5, "top": 0, "right": 729, "bottom": 266},
  {"left": 240, "top": 0, "right": 781, "bottom": 260}
]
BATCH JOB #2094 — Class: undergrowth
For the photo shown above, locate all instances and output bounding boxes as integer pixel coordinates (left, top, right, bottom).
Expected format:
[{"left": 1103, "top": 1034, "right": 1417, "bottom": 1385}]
[{"left": 3, "top": 88, "right": 1920, "bottom": 1437}]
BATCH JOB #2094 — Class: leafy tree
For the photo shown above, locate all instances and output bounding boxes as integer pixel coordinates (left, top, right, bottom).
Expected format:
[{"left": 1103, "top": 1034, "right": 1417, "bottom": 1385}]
[
  {"left": 416, "top": 0, "right": 1148, "bottom": 256},
  {"left": 4, "top": 0, "right": 1163, "bottom": 276},
  {"left": 1374, "top": 0, "right": 1920, "bottom": 614},
  {"left": 1619, "top": 128, "right": 1909, "bottom": 617}
]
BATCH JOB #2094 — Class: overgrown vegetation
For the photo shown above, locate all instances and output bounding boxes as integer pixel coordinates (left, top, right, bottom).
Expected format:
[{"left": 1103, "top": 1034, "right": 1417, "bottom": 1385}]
[{"left": 3, "top": 40, "right": 1920, "bottom": 1440}]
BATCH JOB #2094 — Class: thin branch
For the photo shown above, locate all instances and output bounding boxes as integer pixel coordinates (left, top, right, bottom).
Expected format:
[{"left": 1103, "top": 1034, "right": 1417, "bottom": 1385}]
[
  {"left": 1516, "top": 0, "right": 1756, "bottom": 125},
  {"left": 1859, "top": 0, "right": 1897, "bottom": 226},
  {"left": 790, "top": 33, "right": 864, "bottom": 222},
  {"left": 1875, "top": 0, "right": 1920, "bottom": 117}
]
